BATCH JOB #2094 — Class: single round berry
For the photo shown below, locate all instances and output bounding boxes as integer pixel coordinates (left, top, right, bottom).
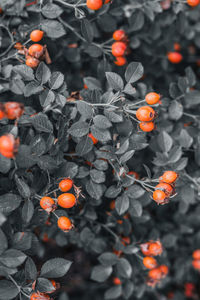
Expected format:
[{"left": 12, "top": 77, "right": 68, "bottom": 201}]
[
  {"left": 192, "top": 259, "right": 200, "bottom": 270},
  {"left": 159, "top": 265, "right": 169, "bottom": 277},
  {"left": 167, "top": 52, "right": 183, "bottom": 64},
  {"left": 26, "top": 56, "right": 40, "bottom": 68},
  {"left": 59, "top": 178, "right": 73, "bottom": 192},
  {"left": 136, "top": 106, "right": 156, "bottom": 122},
  {"left": 30, "top": 293, "right": 50, "bottom": 300},
  {"left": 145, "top": 92, "right": 160, "bottom": 105},
  {"left": 139, "top": 121, "right": 155, "bottom": 132},
  {"left": 4, "top": 102, "right": 24, "bottom": 120},
  {"left": 148, "top": 241, "right": 163, "bottom": 256},
  {"left": 57, "top": 193, "right": 76, "bottom": 208},
  {"left": 114, "top": 56, "right": 127, "bottom": 66},
  {"left": 113, "top": 30, "right": 126, "bottom": 41},
  {"left": 160, "top": 171, "right": 178, "bottom": 184},
  {"left": 155, "top": 183, "right": 173, "bottom": 196},
  {"left": 57, "top": 216, "right": 73, "bottom": 231},
  {"left": 88, "top": 133, "right": 98, "bottom": 144},
  {"left": 153, "top": 190, "right": 167, "bottom": 204},
  {"left": 30, "top": 30, "right": 44, "bottom": 42},
  {"left": 112, "top": 42, "right": 127, "bottom": 57},
  {"left": 148, "top": 267, "right": 163, "bottom": 280},
  {"left": 193, "top": 249, "right": 200, "bottom": 260},
  {"left": 143, "top": 257, "right": 158, "bottom": 269},
  {"left": 86, "top": 0, "right": 103, "bottom": 10},
  {"left": 40, "top": 197, "right": 55, "bottom": 213},
  {"left": 113, "top": 277, "right": 121, "bottom": 285},
  {"left": 0, "top": 134, "right": 18, "bottom": 158},
  {"left": 28, "top": 44, "right": 44, "bottom": 57},
  {"left": 187, "top": 0, "right": 200, "bottom": 6}
]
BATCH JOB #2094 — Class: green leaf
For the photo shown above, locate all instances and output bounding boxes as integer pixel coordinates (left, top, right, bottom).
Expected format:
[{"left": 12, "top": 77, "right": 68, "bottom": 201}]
[
  {"left": 157, "top": 131, "right": 173, "bottom": 152},
  {"left": 36, "top": 278, "right": 56, "bottom": 293},
  {"left": 40, "top": 258, "right": 72, "bottom": 278},
  {"left": 98, "top": 252, "right": 119, "bottom": 266},
  {"left": 0, "top": 280, "right": 19, "bottom": 300},
  {"left": 36, "top": 62, "right": 51, "bottom": 84},
  {"left": 81, "top": 19, "right": 94, "bottom": 43},
  {"left": 106, "top": 72, "right": 124, "bottom": 91},
  {"left": 42, "top": 3, "right": 63, "bottom": 19},
  {"left": 115, "top": 194, "right": 129, "bottom": 215},
  {"left": 0, "top": 194, "right": 22, "bottom": 215},
  {"left": 12, "top": 65, "right": 34, "bottom": 81},
  {"left": 91, "top": 125, "right": 111, "bottom": 142},
  {"left": 31, "top": 113, "right": 53, "bottom": 133},
  {"left": 116, "top": 258, "right": 132, "bottom": 278},
  {"left": 68, "top": 121, "right": 89, "bottom": 137},
  {"left": 49, "top": 72, "right": 64, "bottom": 90},
  {"left": 0, "top": 229, "right": 8, "bottom": 255},
  {"left": 93, "top": 115, "right": 112, "bottom": 129},
  {"left": 25, "top": 257, "right": 37, "bottom": 281},
  {"left": 22, "top": 200, "right": 34, "bottom": 224},
  {"left": 0, "top": 249, "right": 26, "bottom": 268},
  {"left": 41, "top": 20, "right": 66, "bottom": 38},
  {"left": 105, "top": 286, "right": 122, "bottom": 299}
]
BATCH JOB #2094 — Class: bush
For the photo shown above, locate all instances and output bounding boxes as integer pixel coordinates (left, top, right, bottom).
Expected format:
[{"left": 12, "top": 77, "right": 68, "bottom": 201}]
[{"left": 0, "top": 0, "right": 200, "bottom": 299}]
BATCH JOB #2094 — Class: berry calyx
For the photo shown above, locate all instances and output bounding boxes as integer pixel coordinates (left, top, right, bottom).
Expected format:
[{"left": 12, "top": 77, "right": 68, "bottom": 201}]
[
  {"left": 145, "top": 92, "right": 160, "bottom": 105},
  {"left": 160, "top": 171, "right": 178, "bottom": 184},
  {"left": 113, "top": 30, "right": 126, "bottom": 41},
  {"left": 26, "top": 56, "right": 40, "bottom": 68},
  {"left": 139, "top": 121, "right": 155, "bottom": 132},
  {"left": 86, "top": 0, "right": 103, "bottom": 10},
  {"left": 112, "top": 42, "right": 127, "bottom": 57},
  {"left": 113, "top": 277, "right": 121, "bottom": 285},
  {"left": 0, "top": 134, "right": 19, "bottom": 158},
  {"left": 136, "top": 106, "right": 156, "bottom": 122},
  {"left": 57, "top": 216, "right": 73, "bottom": 231},
  {"left": 155, "top": 182, "right": 173, "bottom": 196},
  {"left": 4, "top": 102, "right": 24, "bottom": 120},
  {"left": 193, "top": 249, "right": 200, "bottom": 260},
  {"left": 88, "top": 133, "right": 98, "bottom": 144},
  {"left": 167, "top": 52, "right": 183, "bottom": 64},
  {"left": 143, "top": 257, "right": 158, "bottom": 269},
  {"left": 59, "top": 178, "right": 73, "bottom": 192},
  {"left": 187, "top": 0, "right": 200, "bottom": 6},
  {"left": 57, "top": 193, "right": 76, "bottom": 208},
  {"left": 114, "top": 56, "right": 127, "bottom": 66},
  {"left": 40, "top": 197, "right": 55, "bottom": 213},
  {"left": 30, "top": 30, "right": 44, "bottom": 42},
  {"left": 28, "top": 44, "right": 44, "bottom": 57}
]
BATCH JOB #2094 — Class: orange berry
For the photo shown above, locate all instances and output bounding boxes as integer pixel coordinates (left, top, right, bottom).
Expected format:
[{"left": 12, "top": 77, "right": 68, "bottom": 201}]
[
  {"left": 167, "top": 52, "right": 183, "bottom": 64},
  {"left": 159, "top": 265, "right": 169, "bottom": 277},
  {"left": 30, "top": 293, "right": 50, "bottom": 300},
  {"left": 148, "top": 267, "right": 163, "bottom": 280},
  {"left": 86, "top": 0, "right": 103, "bottom": 10},
  {"left": 110, "top": 200, "right": 115, "bottom": 210},
  {"left": 192, "top": 260, "right": 200, "bottom": 270},
  {"left": 84, "top": 84, "right": 88, "bottom": 89},
  {"left": 88, "top": 133, "right": 98, "bottom": 144},
  {"left": 153, "top": 190, "right": 168, "bottom": 204},
  {"left": 30, "top": 30, "right": 44, "bottom": 42},
  {"left": 104, "top": 0, "right": 111, "bottom": 3},
  {"left": 143, "top": 257, "right": 158, "bottom": 269},
  {"left": 26, "top": 56, "right": 40, "bottom": 68},
  {"left": 28, "top": 44, "right": 44, "bottom": 57},
  {"left": 174, "top": 42, "right": 181, "bottom": 51},
  {"left": 148, "top": 241, "right": 163, "bottom": 256},
  {"left": 155, "top": 183, "right": 173, "bottom": 196},
  {"left": 0, "top": 134, "right": 18, "bottom": 158},
  {"left": 57, "top": 216, "right": 73, "bottom": 231},
  {"left": 0, "top": 103, "right": 5, "bottom": 120},
  {"left": 113, "top": 277, "right": 121, "bottom": 285},
  {"left": 193, "top": 249, "right": 200, "bottom": 260},
  {"left": 187, "top": 0, "right": 200, "bottom": 6},
  {"left": 145, "top": 92, "right": 160, "bottom": 105},
  {"left": 127, "top": 171, "right": 139, "bottom": 179},
  {"left": 114, "top": 56, "right": 127, "bottom": 66},
  {"left": 136, "top": 106, "right": 155, "bottom": 122},
  {"left": 113, "top": 30, "right": 126, "bottom": 41},
  {"left": 57, "top": 193, "right": 76, "bottom": 208},
  {"left": 112, "top": 42, "right": 127, "bottom": 57},
  {"left": 160, "top": 171, "right": 178, "bottom": 184},
  {"left": 59, "top": 178, "right": 73, "bottom": 192},
  {"left": 121, "top": 236, "right": 130, "bottom": 245},
  {"left": 139, "top": 122, "right": 155, "bottom": 132},
  {"left": 40, "top": 197, "right": 55, "bottom": 213},
  {"left": 4, "top": 102, "right": 24, "bottom": 120}
]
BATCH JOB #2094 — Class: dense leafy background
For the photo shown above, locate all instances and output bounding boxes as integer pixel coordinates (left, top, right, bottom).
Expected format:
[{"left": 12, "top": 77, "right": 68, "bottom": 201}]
[{"left": 0, "top": 0, "right": 200, "bottom": 299}]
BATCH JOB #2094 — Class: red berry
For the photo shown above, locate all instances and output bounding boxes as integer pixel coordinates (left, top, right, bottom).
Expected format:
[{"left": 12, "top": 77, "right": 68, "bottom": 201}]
[
  {"left": 193, "top": 249, "right": 200, "bottom": 260},
  {"left": 114, "top": 56, "right": 127, "bottom": 66},
  {"left": 139, "top": 122, "right": 155, "bottom": 132},
  {"left": 40, "top": 197, "right": 55, "bottom": 213},
  {"left": 136, "top": 106, "right": 156, "bottom": 122},
  {"left": 187, "top": 0, "right": 200, "bottom": 6},
  {"left": 57, "top": 193, "right": 76, "bottom": 208},
  {"left": 145, "top": 92, "right": 160, "bottom": 105},
  {"left": 112, "top": 42, "right": 127, "bottom": 57},
  {"left": 4, "top": 102, "right": 24, "bottom": 120},
  {"left": 57, "top": 216, "right": 73, "bottom": 231},
  {"left": 159, "top": 171, "right": 178, "bottom": 184},
  {"left": 86, "top": 0, "right": 103, "bottom": 10},
  {"left": 113, "top": 30, "right": 126, "bottom": 41},
  {"left": 143, "top": 257, "right": 158, "bottom": 269},
  {"left": 30, "top": 30, "right": 44, "bottom": 42},
  {"left": 167, "top": 52, "right": 183, "bottom": 64},
  {"left": 59, "top": 178, "right": 73, "bottom": 192}
]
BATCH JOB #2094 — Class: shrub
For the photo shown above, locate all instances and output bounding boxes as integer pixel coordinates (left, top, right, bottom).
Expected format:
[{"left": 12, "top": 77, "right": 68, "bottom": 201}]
[{"left": 0, "top": 0, "right": 200, "bottom": 299}]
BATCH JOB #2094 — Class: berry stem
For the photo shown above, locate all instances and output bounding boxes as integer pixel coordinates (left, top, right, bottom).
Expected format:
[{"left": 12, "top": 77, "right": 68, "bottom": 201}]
[{"left": 8, "top": 275, "right": 30, "bottom": 298}]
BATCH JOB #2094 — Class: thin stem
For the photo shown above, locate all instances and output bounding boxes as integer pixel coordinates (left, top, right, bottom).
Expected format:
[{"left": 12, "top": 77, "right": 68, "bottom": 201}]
[
  {"left": 183, "top": 112, "right": 198, "bottom": 119},
  {"left": 0, "top": 25, "right": 15, "bottom": 58},
  {"left": 52, "top": 211, "right": 59, "bottom": 219},
  {"left": 58, "top": 17, "right": 86, "bottom": 42},
  {"left": 54, "top": 0, "right": 75, "bottom": 8},
  {"left": 101, "top": 37, "right": 114, "bottom": 46},
  {"left": 127, "top": 99, "right": 145, "bottom": 107},
  {"left": 8, "top": 276, "right": 30, "bottom": 298}
]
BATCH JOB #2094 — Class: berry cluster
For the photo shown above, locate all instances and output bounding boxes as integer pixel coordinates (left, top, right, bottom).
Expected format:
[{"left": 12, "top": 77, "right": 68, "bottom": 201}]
[
  {"left": 140, "top": 241, "right": 168, "bottom": 287},
  {"left": 112, "top": 30, "right": 129, "bottom": 66},
  {"left": 153, "top": 171, "right": 178, "bottom": 205},
  {"left": 40, "top": 178, "right": 79, "bottom": 232},
  {"left": 0, "top": 102, "right": 24, "bottom": 120},
  {"left": 192, "top": 249, "right": 200, "bottom": 271}
]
